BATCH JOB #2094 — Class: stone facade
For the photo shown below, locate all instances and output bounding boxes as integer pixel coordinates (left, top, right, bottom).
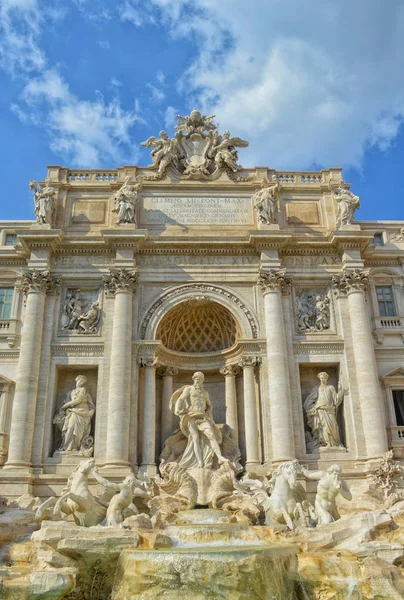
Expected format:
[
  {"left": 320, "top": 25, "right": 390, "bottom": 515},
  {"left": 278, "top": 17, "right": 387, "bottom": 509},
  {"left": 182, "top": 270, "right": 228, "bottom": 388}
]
[{"left": 0, "top": 114, "right": 404, "bottom": 500}]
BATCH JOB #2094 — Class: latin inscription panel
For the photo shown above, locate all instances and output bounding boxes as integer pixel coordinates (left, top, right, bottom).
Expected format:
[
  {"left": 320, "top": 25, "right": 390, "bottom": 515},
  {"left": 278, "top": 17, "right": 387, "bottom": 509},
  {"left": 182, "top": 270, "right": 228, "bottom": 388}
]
[{"left": 140, "top": 196, "right": 253, "bottom": 226}]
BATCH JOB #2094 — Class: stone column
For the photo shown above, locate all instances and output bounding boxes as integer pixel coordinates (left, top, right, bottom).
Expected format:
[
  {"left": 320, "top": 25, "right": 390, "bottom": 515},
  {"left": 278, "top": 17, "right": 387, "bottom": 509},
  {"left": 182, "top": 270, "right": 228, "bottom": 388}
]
[
  {"left": 141, "top": 356, "right": 157, "bottom": 473},
  {"left": 103, "top": 269, "right": 137, "bottom": 468},
  {"left": 240, "top": 356, "right": 260, "bottom": 467},
  {"left": 333, "top": 270, "right": 388, "bottom": 457},
  {"left": 5, "top": 270, "right": 59, "bottom": 469},
  {"left": 259, "top": 269, "right": 295, "bottom": 462},
  {"left": 0, "top": 383, "right": 11, "bottom": 466},
  {"left": 220, "top": 364, "right": 240, "bottom": 442},
  {"left": 159, "top": 366, "right": 178, "bottom": 447}
]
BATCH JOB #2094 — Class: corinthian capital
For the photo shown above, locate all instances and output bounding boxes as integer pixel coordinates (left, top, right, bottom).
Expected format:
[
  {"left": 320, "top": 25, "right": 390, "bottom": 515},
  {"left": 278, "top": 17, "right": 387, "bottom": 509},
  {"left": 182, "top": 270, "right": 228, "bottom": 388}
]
[
  {"left": 220, "top": 364, "right": 241, "bottom": 377},
  {"left": 103, "top": 268, "right": 138, "bottom": 294},
  {"left": 258, "top": 269, "right": 291, "bottom": 294},
  {"left": 20, "top": 269, "right": 60, "bottom": 295},
  {"left": 239, "top": 356, "right": 260, "bottom": 368},
  {"left": 332, "top": 269, "right": 369, "bottom": 294}
]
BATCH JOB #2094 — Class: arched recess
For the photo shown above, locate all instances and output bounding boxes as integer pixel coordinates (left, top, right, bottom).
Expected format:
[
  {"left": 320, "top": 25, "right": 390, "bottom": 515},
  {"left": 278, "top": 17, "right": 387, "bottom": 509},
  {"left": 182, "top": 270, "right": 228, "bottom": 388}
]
[{"left": 139, "top": 283, "right": 260, "bottom": 342}]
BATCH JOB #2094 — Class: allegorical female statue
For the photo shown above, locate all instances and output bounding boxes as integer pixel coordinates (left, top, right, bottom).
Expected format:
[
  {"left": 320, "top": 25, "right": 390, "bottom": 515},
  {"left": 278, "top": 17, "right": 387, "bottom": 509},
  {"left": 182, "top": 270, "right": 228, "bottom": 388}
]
[
  {"left": 303, "top": 371, "right": 344, "bottom": 448},
  {"left": 54, "top": 375, "right": 95, "bottom": 454}
]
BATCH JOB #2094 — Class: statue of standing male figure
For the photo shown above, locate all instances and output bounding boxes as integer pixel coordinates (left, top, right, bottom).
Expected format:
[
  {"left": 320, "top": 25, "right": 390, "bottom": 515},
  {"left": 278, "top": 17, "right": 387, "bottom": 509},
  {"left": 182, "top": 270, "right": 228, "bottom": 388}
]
[{"left": 169, "top": 372, "right": 230, "bottom": 469}]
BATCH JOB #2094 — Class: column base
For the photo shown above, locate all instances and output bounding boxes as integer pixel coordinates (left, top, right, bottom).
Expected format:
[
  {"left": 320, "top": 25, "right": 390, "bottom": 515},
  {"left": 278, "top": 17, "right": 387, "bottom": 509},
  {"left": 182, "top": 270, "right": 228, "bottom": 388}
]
[
  {"left": 2, "top": 460, "right": 32, "bottom": 471},
  {"left": 139, "top": 464, "right": 158, "bottom": 477},
  {"left": 244, "top": 461, "right": 262, "bottom": 474},
  {"left": 102, "top": 460, "right": 131, "bottom": 471}
]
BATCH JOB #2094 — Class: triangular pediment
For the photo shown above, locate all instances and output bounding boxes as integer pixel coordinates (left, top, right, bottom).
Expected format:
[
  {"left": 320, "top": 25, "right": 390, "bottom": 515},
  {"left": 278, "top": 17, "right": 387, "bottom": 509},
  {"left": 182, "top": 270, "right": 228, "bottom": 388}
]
[{"left": 382, "top": 367, "right": 404, "bottom": 380}]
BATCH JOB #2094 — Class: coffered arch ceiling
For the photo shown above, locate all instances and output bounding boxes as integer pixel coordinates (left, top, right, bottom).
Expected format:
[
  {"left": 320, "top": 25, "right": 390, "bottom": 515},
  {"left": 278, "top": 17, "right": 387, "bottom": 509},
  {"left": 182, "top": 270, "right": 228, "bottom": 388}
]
[{"left": 156, "top": 298, "right": 240, "bottom": 353}]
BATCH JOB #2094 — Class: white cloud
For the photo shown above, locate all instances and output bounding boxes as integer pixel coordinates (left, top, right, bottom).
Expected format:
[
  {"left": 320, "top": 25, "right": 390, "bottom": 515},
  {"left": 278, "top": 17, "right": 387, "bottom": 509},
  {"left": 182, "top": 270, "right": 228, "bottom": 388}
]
[
  {"left": 97, "top": 40, "right": 111, "bottom": 50},
  {"left": 164, "top": 105, "right": 177, "bottom": 129},
  {"left": 0, "top": 0, "right": 46, "bottom": 75},
  {"left": 15, "top": 70, "right": 142, "bottom": 167},
  {"left": 143, "top": 0, "right": 404, "bottom": 170},
  {"left": 146, "top": 83, "right": 165, "bottom": 103}
]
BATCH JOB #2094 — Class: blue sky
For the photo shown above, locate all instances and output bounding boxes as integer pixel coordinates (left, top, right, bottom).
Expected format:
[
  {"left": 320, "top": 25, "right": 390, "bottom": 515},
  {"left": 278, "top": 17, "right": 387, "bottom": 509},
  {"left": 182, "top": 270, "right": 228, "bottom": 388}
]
[{"left": 0, "top": 0, "right": 403, "bottom": 222}]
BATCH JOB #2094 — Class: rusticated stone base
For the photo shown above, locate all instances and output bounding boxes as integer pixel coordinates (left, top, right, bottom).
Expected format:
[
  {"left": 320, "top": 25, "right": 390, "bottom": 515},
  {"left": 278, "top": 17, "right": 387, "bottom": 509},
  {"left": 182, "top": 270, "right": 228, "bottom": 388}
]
[{"left": 112, "top": 545, "right": 298, "bottom": 600}]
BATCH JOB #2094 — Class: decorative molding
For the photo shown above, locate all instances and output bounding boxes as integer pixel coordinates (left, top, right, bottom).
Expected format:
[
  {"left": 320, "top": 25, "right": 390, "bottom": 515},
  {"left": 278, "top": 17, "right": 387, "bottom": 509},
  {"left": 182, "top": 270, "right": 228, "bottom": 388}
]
[
  {"left": 293, "top": 342, "right": 345, "bottom": 355},
  {"left": 51, "top": 344, "right": 104, "bottom": 357},
  {"left": 258, "top": 269, "right": 291, "bottom": 294},
  {"left": 139, "top": 284, "right": 258, "bottom": 340},
  {"left": 103, "top": 268, "right": 138, "bottom": 294}
]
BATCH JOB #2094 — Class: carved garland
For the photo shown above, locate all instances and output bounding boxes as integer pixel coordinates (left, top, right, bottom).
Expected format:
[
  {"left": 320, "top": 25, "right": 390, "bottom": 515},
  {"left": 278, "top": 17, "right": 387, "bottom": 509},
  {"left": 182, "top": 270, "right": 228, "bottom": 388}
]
[{"left": 140, "top": 284, "right": 258, "bottom": 340}]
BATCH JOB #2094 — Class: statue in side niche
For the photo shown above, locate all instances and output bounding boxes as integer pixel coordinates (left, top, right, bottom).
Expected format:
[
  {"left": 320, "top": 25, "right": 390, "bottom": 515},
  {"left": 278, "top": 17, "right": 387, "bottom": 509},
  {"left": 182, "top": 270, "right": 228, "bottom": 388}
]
[
  {"left": 334, "top": 184, "right": 360, "bottom": 228},
  {"left": 302, "top": 464, "right": 352, "bottom": 524},
  {"left": 304, "top": 372, "right": 344, "bottom": 448},
  {"left": 30, "top": 178, "right": 57, "bottom": 225},
  {"left": 111, "top": 176, "right": 141, "bottom": 225},
  {"left": 168, "top": 372, "right": 229, "bottom": 469},
  {"left": 252, "top": 176, "right": 280, "bottom": 225},
  {"left": 54, "top": 375, "right": 95, "bottom": 454}
]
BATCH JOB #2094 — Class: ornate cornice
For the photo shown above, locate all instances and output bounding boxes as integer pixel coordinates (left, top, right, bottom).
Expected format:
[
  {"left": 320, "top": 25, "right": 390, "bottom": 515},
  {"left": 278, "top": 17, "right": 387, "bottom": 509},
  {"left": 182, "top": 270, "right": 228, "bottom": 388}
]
[
  {"left": 332, "top": 269, "right": 369, "bottom": 295},
  {"left": 258, "top": 269, "right": 291, "bottom": 294},
  {"left": 18, "top": 269, "right": 60, "bottom": 296},
  {"left": 103, "top": 268, "right": 138, "bottom": 294}
]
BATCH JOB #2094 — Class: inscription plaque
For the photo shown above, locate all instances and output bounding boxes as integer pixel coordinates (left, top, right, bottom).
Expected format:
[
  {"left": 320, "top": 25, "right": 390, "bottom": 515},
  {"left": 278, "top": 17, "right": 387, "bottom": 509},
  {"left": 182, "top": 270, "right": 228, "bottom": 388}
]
[{"left": 141, "top": 196, "right": 253, "bottom": 226}]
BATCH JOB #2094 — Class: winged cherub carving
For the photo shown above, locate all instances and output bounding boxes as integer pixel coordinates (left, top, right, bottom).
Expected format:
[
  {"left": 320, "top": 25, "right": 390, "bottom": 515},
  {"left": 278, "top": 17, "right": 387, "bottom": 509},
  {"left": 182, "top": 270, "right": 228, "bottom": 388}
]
[
  {"left": 141, "top": 130, "right": 181, "bottom": 175},
  {"left": 212, "top": 131, "right": 249, "bottom": 173}
]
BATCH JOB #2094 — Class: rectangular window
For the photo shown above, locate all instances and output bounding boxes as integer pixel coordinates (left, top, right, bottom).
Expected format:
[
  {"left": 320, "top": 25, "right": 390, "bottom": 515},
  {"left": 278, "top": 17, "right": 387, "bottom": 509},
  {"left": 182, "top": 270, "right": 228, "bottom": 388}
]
[
  {"left": 376, "top": 286, "right": 396, "bottom": 317},
  {"left": 393, "top": 390, "right": 404, "bottom": 426},
  {"left": 373, "top": 233, "right": 384, "bottom": 246},
  {"left": 5, "top": 234, "right": 17, "bottom": 246},
  {"left": 0, "top": 288, "right": 13, "bottom": 319}
]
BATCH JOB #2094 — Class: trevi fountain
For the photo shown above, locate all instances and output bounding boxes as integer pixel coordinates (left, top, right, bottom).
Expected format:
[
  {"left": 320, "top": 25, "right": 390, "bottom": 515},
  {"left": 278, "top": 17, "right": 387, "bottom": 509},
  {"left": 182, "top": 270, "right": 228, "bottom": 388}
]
[{"left": 0, "top": 111, "right": 403, "bottom": 598}]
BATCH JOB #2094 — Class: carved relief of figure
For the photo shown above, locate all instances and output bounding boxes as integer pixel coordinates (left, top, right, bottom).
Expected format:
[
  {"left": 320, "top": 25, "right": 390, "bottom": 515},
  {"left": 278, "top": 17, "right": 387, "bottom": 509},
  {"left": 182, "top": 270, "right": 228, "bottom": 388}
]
[
  {"left": 54, "top": 375, "right": 95, "bottom": 454},
  {"left": 334, "top": 185, "right": 360, "bottom": 228},
  {"left": 253, "top": 176, "right": 280, "bottom": 225},
  {"left": 304, "top": 372, "right": 344, "bottom": 449},
  {"left": 212, "top": 131, "right": 249, "bottom": 173},
  {"left": 391, "top": 227, "right": 404, "bottom": 243},
  {"left": 61, "top": 290, "right": 101, "bottom": 334},
  {"left": 111, "top": 176, "right": 141, "bottom": 225},
  {"left": 169, "top": 371, "right": 229, "bottom": 469},
  {"left": 77, "top": 301, "right": 100, "bottom": 334},
  {"left": 315, "top": 295, "right": 330, "bottom": 330},
  {"left": 297, "top": 291, "right": 331, "bottom": 333},
  {"left": 92, "top": 470, "right": 150, "bottom": 526},
  {"left": 302, "top": 464, "right": 352, "bottom": 524},
  {"left": 68, "top": 290, "right": 83, "bottom": 330},
  {"left": 141, "top": 130, "right": 180, "bottom": 175},
  {"left": 30, "top": 178, "right": 57, "bottom": 224}
]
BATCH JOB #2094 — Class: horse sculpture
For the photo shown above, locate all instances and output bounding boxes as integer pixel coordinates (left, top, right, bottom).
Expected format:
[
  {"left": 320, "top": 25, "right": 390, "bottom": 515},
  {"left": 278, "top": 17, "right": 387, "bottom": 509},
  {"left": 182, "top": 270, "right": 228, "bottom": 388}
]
[
  {"left": 241, "top": 459, "right": 310, "bottom": 530},
  {"left": 36, "top": 457, "right": 107, "bottom": 526}
]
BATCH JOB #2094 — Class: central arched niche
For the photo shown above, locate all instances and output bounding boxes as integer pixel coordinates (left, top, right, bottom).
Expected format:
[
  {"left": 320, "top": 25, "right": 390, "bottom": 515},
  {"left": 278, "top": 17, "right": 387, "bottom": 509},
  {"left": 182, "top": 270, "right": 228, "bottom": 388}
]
[{"left": 156, "top": 297, "right": 240, "bottom": 353}]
